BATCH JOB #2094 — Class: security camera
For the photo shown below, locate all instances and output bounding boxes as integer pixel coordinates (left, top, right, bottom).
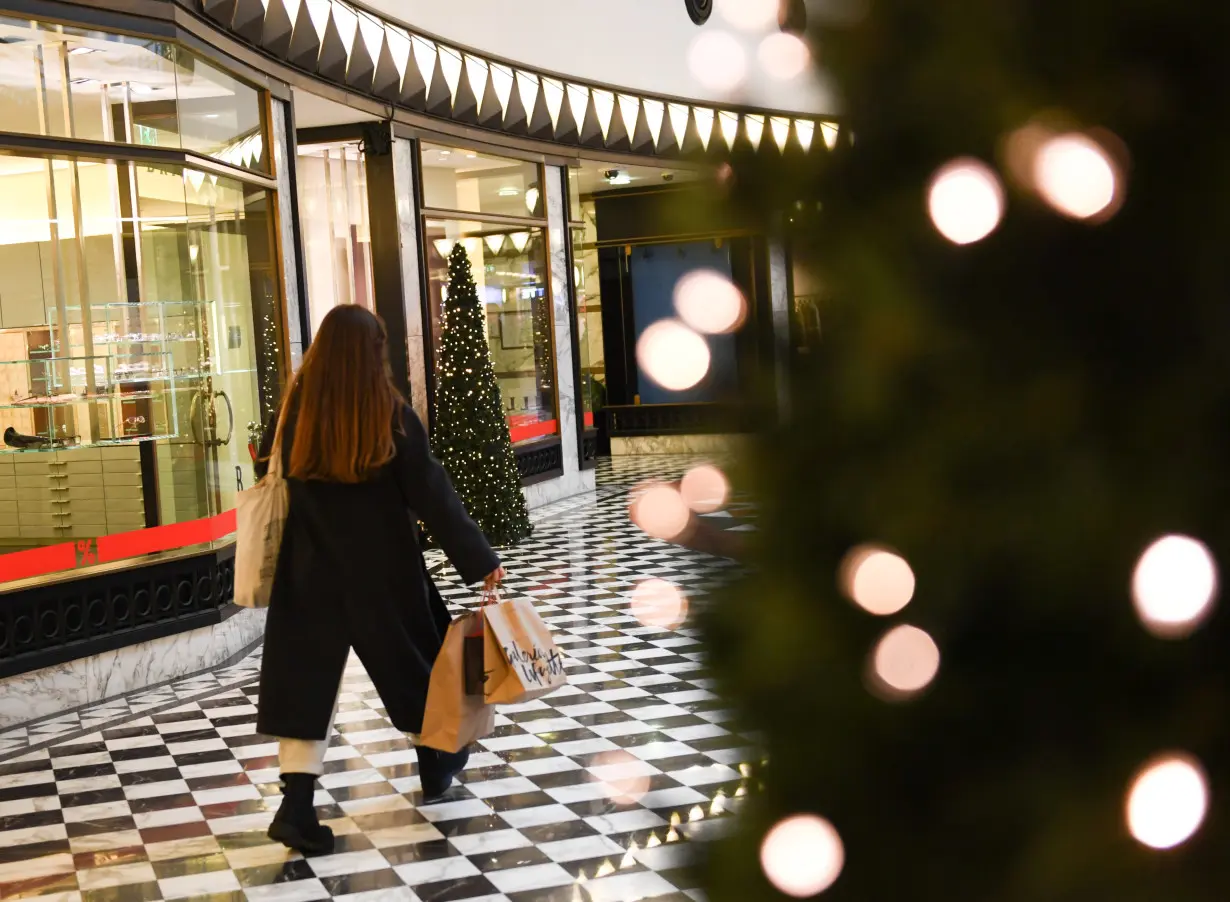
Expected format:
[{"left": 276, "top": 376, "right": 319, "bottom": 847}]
[
  {"left": 662, "top": 172, "right": 675, "bottom": 182},
  {"left": 602, "top": 169, "right": 620, "bottom": 181},
  {"left": 603, "top": 169, "right": 632, "bottom": 185}
]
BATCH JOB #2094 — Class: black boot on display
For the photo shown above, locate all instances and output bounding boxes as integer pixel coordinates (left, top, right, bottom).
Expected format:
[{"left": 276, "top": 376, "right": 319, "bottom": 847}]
[
  {"left": 4, "top": 426, "right": 52, "bottom": 449},
  {"left": 418, "top": 746, "right": 470, "bottom": 801},
  {"left": 267, "top": 773, "right": 335, "bottom": 854}
]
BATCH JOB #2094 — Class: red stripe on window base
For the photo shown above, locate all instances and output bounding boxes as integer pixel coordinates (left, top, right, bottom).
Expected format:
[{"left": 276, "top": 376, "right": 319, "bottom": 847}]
[
  {"left": 0, "top": 511, "right": 238, "bottom": 584},
  {"left": 508, "top": 419, "right": 558, "bottom": 444},
  {"left": 584, "top": 412, "right": 594, "bottom": 428}
]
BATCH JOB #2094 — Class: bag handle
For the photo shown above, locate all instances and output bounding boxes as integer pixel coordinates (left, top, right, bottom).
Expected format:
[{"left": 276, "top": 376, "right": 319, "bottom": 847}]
[{"left": 265, "top": 388, "right": 295, "bottom": 481}]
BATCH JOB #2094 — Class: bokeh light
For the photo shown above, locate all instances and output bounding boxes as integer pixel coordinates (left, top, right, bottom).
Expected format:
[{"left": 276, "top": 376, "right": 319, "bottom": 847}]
[
  {"left": 688, "top": 30, "right": 748, "bottom": 93},
  {"left": 718, "top": 0, "right": 778, "bottom": 31},
  {"left": 758, "top": 33, "right": 811, "bottom": 81},
  {"left": 631, "top": 578, "right": 690, "bottom": 630},
  {"left": 1132, "top": 534, "right": 1218, "bottom": 638},
  {"left": 636, "top": 320, "right": 711, "bottom": 391},
  {"left": 629, "top": 483, "right": 691, "bottom": 540},
  {"left": 927, "top": 158, "right": 1004, "bottom": 245},
  {"left": 680, "top": 464, "right": 730, "bottom": 514},
  {"left": 759, "top": 814, "right": 844, "bottom": 897},
  {"left": 871, "top": 625, "right": 940, "bottom": 697},
  {"left": 674, "top": 269, "right": 747, "bottom": 334},
  {"left": 591, "top": 751, "right": 652, "bottom": 805},
  {"left": 1034, "top": 132, "right": 1120, "bottom": 221},
  {"left": 839, "top": 545, "right": 916, "bottom": 615},
  {"left": 1126, "top": 754, "right": 1209, "bottom": 850}
]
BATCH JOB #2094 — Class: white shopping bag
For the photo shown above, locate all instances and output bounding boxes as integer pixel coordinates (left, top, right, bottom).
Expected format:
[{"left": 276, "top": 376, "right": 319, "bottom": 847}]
[
  {"left": 233, "top": 410, "right": 289, "bottom": 608},
  {"left": 483, "top": 596, "right": 569, "bottom": 703}
]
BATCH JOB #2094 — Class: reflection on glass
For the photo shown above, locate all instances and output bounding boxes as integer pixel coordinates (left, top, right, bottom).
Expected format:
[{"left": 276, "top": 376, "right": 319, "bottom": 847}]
[
  {"left": 0, "top": 152, "right": 280, "bottom": 558},
  {"left": 0, "top": 16, "right": 268, "bottom": 173},
  {"left": 421, "top": 143, "right": 543, "bottom": 218},
  {"left": 571, "top": 201, "right": 606, "bottom": 426},
  {"left": 296, "top": 142, "right": 374, "bottom": 336},
  {"left": 424, "top": 220, "right": 557, "bottom": 443}
]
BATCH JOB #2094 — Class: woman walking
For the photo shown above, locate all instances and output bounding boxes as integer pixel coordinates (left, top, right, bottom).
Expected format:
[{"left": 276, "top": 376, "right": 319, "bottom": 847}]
[{"left": 254, "top": 305, "right": 503, "bottom": 855}]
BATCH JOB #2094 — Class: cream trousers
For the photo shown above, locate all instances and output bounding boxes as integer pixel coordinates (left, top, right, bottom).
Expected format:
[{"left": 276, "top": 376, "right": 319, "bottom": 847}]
[{"left": 274, "top": 675, "right": 421, "bottom": 776}]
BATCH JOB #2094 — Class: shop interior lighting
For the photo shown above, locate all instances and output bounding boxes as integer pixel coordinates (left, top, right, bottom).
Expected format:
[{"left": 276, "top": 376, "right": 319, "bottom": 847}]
[
  {"left": 432, "top": 238, "right": 454, "bottom": 258},
  {"left": 509, "top": 231, "right": 530, "bottom": 252},
  {"left": 668, "top": 103, "right": 690, "bottom": 149},
  {"left": 745, "top": 114, "right": 765, "bottom": 151},
  {"left": 525, "top": 186, "right": 540, "bottom": 213},
  {"left": 592, "top": 88, "right": 615, "bottom": 141},
  {"left": 694, "top": 108, "right": 715, "bottom": 151},
  {"left": 484, "top": 234, "right": 506, "bottom": 255},
  {"left": 770, "top": 116, "right": 791, "bottom": 152},
  {"left": 68, "top": 46, "right": 96, "bottom": 55},
  {"left": 718, "top": 111, "right": 739, "bottom": 150},
  {"left": 497, "top": 186, "right": 519, "bottom": 197},
  {"left": 411, "top": 36, "right": 437, "bottom": 94},
  {"left": 541, "top": 77, "right": 565, "bottom": 130},
  {"left": 128, "top": 82, "right": 155, "bottom": 94},
  {"left": 821, "top": 120, "right": 839, "bottom": 149},
  {"left": 795, "top": 119, "right": 815, "bottom": 151},
  {"left": 643, "top": 99, "right": 666, "bottom": 148}
]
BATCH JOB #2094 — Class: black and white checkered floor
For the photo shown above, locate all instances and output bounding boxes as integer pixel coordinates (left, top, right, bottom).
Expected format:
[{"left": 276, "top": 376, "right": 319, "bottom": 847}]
[{"left": 0, "top": 458, "right": 756, "bottom": 902}]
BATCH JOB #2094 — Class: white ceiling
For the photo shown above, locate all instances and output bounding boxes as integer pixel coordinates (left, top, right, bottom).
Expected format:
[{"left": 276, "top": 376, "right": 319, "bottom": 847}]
[
  {"left": 356, "top": 0, "right": 836, "bottom": 116},
  {"left": 293, "top": 88, "right": 379, "bottom": 128}
]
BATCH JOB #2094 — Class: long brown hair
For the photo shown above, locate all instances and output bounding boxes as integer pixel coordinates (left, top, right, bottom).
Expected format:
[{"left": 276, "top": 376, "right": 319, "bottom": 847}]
[{"left": 282, "top": 305, "right": 402, "bottom": 483}]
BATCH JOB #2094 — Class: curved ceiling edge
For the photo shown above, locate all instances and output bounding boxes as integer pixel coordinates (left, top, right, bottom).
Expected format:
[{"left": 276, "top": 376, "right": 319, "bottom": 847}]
[{"left": 197, "top": 0, "right": 845, "bottom": 158}]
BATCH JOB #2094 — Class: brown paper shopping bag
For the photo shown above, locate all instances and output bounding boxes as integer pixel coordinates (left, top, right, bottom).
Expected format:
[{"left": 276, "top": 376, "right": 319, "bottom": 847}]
[
  {"left": 420, "top": 613, "right": 496, "bottom": 752},
  {"left": 483, "top": 596, "right": 569, "bottom": 704}
]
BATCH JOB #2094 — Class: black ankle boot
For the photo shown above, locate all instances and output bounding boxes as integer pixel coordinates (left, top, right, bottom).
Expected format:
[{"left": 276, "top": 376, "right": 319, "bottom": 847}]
[
  {"left": 268, "top": 773, "right": 335, "bottom": 854},
  {"left": 418, "top": 746, "right": 470, "bottom": 801}
]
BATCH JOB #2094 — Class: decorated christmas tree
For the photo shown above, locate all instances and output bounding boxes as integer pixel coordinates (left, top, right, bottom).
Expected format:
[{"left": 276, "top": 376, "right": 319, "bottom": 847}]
[
  {"left": 697, "top": 0, "right": 1230, "bottom": 899},
  {"left": 432, "top": 244, "right": 532, "bottom": 547}
]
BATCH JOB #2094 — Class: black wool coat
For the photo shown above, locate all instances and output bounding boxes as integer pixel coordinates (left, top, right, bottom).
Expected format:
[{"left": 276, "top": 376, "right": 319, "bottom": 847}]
[{"left": 253, "top": 402, "right": 500, "bottom": 740}]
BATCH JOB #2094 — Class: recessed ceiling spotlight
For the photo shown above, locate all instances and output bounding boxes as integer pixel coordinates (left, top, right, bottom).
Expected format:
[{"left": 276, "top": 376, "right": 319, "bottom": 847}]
[{"left": 439, "top": 149, "right": 452, "bottom": 157}]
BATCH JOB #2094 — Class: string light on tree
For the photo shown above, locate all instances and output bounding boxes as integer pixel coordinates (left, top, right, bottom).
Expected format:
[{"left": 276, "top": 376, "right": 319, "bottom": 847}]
[{"left": 431, "top": 244, "right": 532, "bottom": 546}]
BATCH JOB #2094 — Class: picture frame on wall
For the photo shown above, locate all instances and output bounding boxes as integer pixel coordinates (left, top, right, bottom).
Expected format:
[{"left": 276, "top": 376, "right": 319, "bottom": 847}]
[{"left": 499, "top": 311, "right": 534, "bottom": 350}]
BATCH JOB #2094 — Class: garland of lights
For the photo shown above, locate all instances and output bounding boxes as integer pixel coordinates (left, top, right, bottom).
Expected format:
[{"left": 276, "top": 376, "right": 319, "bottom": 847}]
[{"left": 431, "top": 244, "right": 532, "bottom": 547}]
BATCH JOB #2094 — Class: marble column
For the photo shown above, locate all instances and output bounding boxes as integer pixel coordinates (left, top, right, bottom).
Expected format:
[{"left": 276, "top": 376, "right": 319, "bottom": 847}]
[
  {"left": 392, "top": 138, "right": 430, "bottom": 421},
  {"left": 523, "top": 165, "right": 595, "bottom": 508},
  {"left": 270, "top": 98, "right": 304, "bottom": 370}
]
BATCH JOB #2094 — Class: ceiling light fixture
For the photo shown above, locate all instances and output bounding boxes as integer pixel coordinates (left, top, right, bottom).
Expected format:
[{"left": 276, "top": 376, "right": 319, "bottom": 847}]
[
  {"left": 525, "top": 186, "right": 540, "bottom": 213},
  {"left": 509, "top": 231, "right": 530, "bottom": 252},
  {"left": 497, "top": 186, "right": 519, "bottom": 197}
]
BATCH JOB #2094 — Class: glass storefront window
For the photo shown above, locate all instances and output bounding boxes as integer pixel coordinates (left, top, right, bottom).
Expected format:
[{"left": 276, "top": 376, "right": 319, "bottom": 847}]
[
  {"left": 423, "top": 219, "right": 557, "bottom": 443},
  {"left": 0, "top": 17, "right": 269, "bottom": 174},
  {"left": 420, "top": 143, "right": 543, "bottom": 218},
  {"left": 296, "top": 142, "right": 374, "bottom": 337},
  {"left": 571, "top": 205, "right": 605, "bottom": 428},
  {"left": 0, "top": 150, "right": 281, "bottom": 559}
]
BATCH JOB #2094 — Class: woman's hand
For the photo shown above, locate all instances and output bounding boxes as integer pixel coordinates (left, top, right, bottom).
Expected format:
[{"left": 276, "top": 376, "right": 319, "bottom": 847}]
[{"left": 483, "top": 567, "right": 506, "bottom": 592}]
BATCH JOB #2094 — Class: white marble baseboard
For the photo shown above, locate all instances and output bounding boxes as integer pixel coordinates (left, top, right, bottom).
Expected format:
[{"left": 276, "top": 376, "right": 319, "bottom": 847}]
[
  {"left": 611, "top": 434, "right": 746, "bottom": 456},
  {"left": 524, "top": 467, "right": 596, "bottom": 511},
  {"left": 0, "top": 607, "right": 267, "bottom": 731}
]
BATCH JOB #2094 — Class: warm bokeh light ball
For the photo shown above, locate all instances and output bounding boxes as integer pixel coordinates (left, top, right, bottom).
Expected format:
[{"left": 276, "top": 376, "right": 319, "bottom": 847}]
[
  {"left": 1126, "top": 754, "right": 1209, "bottom": 850},
  {"left": 717, "top": 0, "right": 778, "bottom": 31},
  {"left": 840, "top": 545, "right": 916, "bottom": 615},
  {"left": 927, "top": 158, "right": 1004, "bottom": 244},
  {"left": 760, "top": 814, "right": 845, "bottom": 896},
  {"left": 1132, "top": 534, "right": 1218, "bottom": 638},
  {"left": 871, "top": 625, "right": 940, "bottom": 697},
  {"left": 759, "top": 33, "right": 811, "bottom": 81},
  {"left": 630, "top": 578, "right": 690, "bottom": 630},
  {"left": 629, "top": 483, "right": 691, "bottom": 540},
  {"left": 674, "top": 270, "right": 747, "bottom": 334},
  {"left": 636, "top": 320, "right": 711, "bottom": 391},
  {"left": 680, "top": 464, "right": 730, "bottom": 514},
  {"left": 688, "top": 30, "right": 748, "bottom": 93},
  {"left": 1034, "top": 132, "right": 1120, "bottom": 220}
]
